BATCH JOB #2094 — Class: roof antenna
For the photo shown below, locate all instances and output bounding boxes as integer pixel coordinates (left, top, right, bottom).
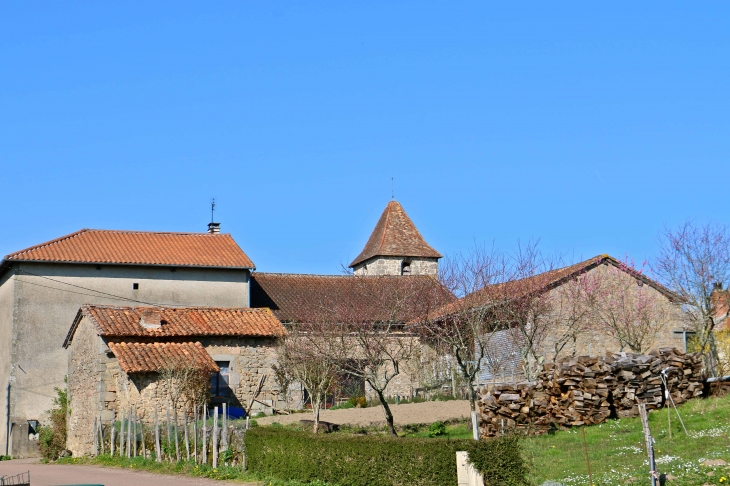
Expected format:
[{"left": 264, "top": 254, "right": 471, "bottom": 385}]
[
  {"left": 208, "top": 198, "right": 220, "bottom": 234},
  {"left": 391, "top": 177, "right": 394, "bottom": 199}
]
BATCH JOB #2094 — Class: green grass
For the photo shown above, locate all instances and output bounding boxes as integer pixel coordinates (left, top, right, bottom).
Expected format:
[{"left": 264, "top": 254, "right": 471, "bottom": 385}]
[
  {"left": 525, "top": 394, "right": 730, "bottom": 485},
  {"left": 400, "top": 421, "right": 474, "bottom": 439},
  {"left": 58, "top": 455, "right": 331, "bottom": 485}
]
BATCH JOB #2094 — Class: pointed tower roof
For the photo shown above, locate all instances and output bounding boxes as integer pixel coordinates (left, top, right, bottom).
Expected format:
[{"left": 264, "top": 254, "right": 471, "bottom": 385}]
[{"left": 349, "top": 200, "right": 442, "bottom": 268}]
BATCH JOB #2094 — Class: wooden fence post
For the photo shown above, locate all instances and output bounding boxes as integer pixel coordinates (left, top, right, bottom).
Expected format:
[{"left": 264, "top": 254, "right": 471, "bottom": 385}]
[
  {"left": 212, "top": 406, "right": 219, "bottom": 468},
  {"left": 193, "top": 405, "right": 198, "bottom": 464},
  {"left": 184, "top": 406, "right": 190, "bottom": 461},
  {"left": 110, "top": 411, "right": 116, "bottom": 457},
  {"left": 221, "top": 403, "right": 228, "bottom": 453},
  {"left": 202, "top": 404, "right": 208, "bottom": 465},
  {"left": 166, "top": 401, "right": 172, "bottom": 461},
  {"left": 133, "top": 408, "right": 137, "bottom": 457},
  {"left": 154, "top": 405, "right": 161, "bottom": 462},
  {"left": 119, "top": 411, "right": 124, "bottom": 457},
  {"left": 126, "top": 407, "right": 132, "bottom": 458},
  {"left": 93, "top": 416, "right": 98, "bottom": 456}
]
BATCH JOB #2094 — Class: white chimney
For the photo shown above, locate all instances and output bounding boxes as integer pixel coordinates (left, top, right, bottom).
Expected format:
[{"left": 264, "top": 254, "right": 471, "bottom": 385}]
[
  {"left": 140, "top": 308, "right": 162, "bottom": 330},
  {"left": 208, "top": 222, "right": 220, "bottom": 234}
]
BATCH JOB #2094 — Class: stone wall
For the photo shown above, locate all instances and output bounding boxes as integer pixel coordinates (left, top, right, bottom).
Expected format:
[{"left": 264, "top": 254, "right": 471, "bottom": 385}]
[
  {"left": 67, "top": 318, "right": 105, "bottom": 456},
  {"left": 353, "top": 257, "right": 438, "bottom": 277},
  {"left": 3, "top": 260, "right": 250, "bottom": 457}
]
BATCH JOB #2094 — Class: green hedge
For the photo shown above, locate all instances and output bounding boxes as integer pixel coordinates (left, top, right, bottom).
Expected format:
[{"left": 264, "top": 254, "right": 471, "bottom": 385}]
[{"left": 245, "top": 428, "right": 528, "bottom": 486}]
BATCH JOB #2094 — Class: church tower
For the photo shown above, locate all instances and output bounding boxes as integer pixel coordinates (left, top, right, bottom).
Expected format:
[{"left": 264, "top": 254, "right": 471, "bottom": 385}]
[{"left": 349, "top": 200, "right": 442, "bottom": 277}]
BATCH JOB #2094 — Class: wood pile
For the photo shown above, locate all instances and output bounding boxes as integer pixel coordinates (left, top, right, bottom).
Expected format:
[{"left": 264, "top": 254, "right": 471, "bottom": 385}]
[
  {"left": 651, "top": 347, "right": 704, "bottom": 406},
  {"left": 476, "top": 382, "right": 546, "bottom": 437},
  {"left": 539, "top": 356, "right": 613, "bottom": 426},
  {"left": 476, "top": 347, "right": 704, "bottom": 437},
  {"left": 605, "top": 352, "right": 664, "bottom": 418}
]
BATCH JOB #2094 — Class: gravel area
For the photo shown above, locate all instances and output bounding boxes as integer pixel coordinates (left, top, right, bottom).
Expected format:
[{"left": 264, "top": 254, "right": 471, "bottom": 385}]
[{"left": 256, "top": 399, "right": 471, "bottom": 427}]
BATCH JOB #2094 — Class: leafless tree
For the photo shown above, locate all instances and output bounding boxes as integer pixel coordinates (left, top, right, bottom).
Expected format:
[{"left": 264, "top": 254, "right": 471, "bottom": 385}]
[
  {"left": 414, "top": 244, "right": 508, "bottom": 413},
  {"left": 653, "top": 220, "right": 730, "bottom": 371},
  {"left": 588, "top": 258, "right": 672, "bottom": 353},
  {"left": 275, "top": 328, "right": 338, "bottom": 433}
]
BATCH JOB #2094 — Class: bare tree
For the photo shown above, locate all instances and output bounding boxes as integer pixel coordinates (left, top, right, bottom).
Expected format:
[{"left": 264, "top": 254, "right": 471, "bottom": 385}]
[
  {"left": 589, "top": 258, "right": 672, "bottom": 353},
  {"left": 414, "top": 244, "right": 508, "bottom": 414},
  {"left": 653, "top": 221, "right": 730, "bottom": 371},
  {"left": 276, "top": 328, "right": 338, "bottom": 433}
]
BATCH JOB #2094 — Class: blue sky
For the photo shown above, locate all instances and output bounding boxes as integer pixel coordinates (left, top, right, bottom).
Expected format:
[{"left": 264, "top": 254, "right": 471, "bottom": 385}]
[{"left": 1, "top": 2, "right": 728, "bottom": 275}]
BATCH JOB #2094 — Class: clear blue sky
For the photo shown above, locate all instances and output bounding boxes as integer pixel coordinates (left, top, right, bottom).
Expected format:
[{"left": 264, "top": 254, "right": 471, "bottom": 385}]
[{"left": 1, "top": 2, "right": 728, "bottom": 275}]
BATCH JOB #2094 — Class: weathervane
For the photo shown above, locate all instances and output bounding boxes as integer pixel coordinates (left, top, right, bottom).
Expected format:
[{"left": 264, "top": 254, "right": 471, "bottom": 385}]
[{"left": 211, "top": 198, "right": 215, "bottom": 223}]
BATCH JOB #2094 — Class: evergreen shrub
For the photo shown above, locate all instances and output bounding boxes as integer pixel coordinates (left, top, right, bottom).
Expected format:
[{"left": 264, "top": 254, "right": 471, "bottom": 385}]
[{"left": 245, "top": 427, "right": 528, "bottom": 486}]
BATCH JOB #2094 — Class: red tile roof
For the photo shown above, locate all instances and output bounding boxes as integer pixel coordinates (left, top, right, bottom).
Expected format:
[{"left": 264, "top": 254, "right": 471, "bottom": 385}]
[
  {"left": 64, "top": 305, "right": 285, "bottom": 347},
  {"left": 4, "top": 229, "right": 254, "bottom": 269},
  {"left": 424, "top": 255, "right": 681, "bottom": 321},
  {"left": 251, "top": 273, "right": 455, "bottom": 323},
  {"left": 349, "top": 201, "right": 442, "bottom": 268},
  {"left": 108, "top": 341, "right": 219, "bottom": 373}
]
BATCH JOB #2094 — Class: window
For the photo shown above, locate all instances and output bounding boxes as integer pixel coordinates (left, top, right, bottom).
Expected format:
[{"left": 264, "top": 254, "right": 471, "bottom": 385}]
[
  {"left": 210, "top": 361, "right": 231, "bottom": 398},
  {"left": 132, "top": 283, "right": 139, "bottom": 290},
  {"left": 401, "top": 261, "right": 411, "bottom": 275}
]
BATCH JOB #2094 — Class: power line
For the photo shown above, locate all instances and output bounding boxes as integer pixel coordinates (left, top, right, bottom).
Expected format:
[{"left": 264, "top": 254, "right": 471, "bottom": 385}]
[{"left": 15, "top": 270, "right": 185, "bottom": 307}]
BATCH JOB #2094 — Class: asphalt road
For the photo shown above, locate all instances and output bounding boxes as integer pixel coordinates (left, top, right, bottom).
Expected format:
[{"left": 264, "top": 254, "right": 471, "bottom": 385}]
[{"left": 0, "top": 458, "right": 259, "bottom": 486}]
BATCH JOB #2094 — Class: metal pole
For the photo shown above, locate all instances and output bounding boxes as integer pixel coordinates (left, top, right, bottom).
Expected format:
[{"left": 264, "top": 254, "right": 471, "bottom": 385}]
[{"left": 582, "top": 425, "right": 594, "bottom": 486}]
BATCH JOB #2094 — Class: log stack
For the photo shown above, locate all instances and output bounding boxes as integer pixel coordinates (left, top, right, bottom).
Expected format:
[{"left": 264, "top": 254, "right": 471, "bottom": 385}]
[
  {"left": 605, "top": 352, "right": 664, "bottom": 418},
  {"left": 476, "top": 347, "right": 705, "bottom": 437},
  {"left": 476, "top": 382, "right": 549, "bottom": 437},
  {"left": 651, "top": 347, "right": 704, "bottom": 406},
  {"left": 539, "top": 356, "right": 613, "bottom": 426}
]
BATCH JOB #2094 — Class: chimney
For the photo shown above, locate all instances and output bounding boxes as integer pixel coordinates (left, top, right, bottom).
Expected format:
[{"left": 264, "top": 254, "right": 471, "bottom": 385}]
[
  {"left": 207, "top": 222, "right": 220, "bottom": 234},
  {"left": 711, "top": 284, "right": 729, "bottom": 321},
  {"left": 140, "top": 308, "right": 162, "bottom": 330}
]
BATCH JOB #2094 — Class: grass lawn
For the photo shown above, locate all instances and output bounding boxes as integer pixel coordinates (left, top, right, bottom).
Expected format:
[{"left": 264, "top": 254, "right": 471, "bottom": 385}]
[{"left": 525, "top": 394, "right": 730, "bottom": 485}]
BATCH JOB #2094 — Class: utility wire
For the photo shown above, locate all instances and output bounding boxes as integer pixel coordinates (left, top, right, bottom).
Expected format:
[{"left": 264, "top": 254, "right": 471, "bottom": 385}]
[{"left": 14, "top": 269, "right": 185, "bottom": 307}]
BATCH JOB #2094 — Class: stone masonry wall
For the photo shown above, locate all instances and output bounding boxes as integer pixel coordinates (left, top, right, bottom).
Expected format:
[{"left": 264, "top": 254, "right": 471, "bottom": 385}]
[
  {"left": 97, "top": 336, "right": 283, "bottom": 430},
  {"left": 353, "top": 257, "right": 438, "bottom": 277},
  {"left": 67, "top": 318, "right": 104, "bottom": 456}
]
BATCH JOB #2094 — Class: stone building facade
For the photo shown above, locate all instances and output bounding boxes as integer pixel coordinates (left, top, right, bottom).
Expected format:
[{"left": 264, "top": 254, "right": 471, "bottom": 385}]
[
  {"left": 432, "top": 255, "right": 689, "bottom": 385},
  {"left": 63, "top": 305, "right": 285, "bottom": 456},
  {"left": 0, "top": 228, "right": 254, "bottom": 457},
  {"left": 350, "top": 200, "right": 442, "bottom": 277}
]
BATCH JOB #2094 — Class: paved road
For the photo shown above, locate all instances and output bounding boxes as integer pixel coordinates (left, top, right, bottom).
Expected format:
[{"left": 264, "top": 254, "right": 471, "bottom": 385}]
[{"left": 0, "top": 458, "right": 259, "bottom": 486}]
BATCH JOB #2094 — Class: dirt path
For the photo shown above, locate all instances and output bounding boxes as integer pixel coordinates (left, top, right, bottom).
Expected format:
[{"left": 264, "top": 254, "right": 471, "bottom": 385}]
[
  {"left": 256, "top": 399, "right": 471, "bottom": 427},
  {"left": 0, "top": 458, "right": 259, "bottom": 486}
]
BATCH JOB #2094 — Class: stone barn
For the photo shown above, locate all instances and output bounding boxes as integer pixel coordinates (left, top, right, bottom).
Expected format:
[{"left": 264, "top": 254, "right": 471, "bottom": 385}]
[{"left": 63, "top": 305, "right": 286, "bottom": 456}]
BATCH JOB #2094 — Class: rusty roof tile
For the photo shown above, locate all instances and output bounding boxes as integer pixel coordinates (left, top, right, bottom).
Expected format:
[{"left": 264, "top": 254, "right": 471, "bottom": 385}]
[
  {"left": 4, "top": 229, "right": 254, "bottom": 268},
  {"left": 349, "top": 201, "right": 441, "bottom": 268},
  {"left": 108, "top": 341, "right": 219, "bottom": 373}
]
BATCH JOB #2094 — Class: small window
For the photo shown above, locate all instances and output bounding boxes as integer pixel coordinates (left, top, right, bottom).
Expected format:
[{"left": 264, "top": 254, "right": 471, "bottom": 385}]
[
  {"left": 210, "top": 361, "right": 231, "bottom": 398},
  {"left": 132, "top": 283, "right": 139, "bottom": 290},
  {"left": 401, "top": 261, "right": 411, "bottom": 275}
]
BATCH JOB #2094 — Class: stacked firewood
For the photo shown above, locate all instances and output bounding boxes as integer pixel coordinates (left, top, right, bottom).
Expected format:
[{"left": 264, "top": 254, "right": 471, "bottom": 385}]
[
  {"left": 476, "top": 382, "right": 549, "bottom": 437},
  {"left": 651, "top": 347, "right": 704, "bottom": 406},
  {"left": 606, "top": 352, "right": 665, "bottom": 418},
  {"left": 539, "top": 356, "right": 613, "bottom": 426},
  {"left": 476, "top": 348, "right": 704, "bottom": 437}
]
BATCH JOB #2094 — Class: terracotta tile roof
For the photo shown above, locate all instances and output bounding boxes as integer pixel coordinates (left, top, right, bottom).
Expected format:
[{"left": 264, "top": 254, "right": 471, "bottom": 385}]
[
  {"left": 4, "top": 229, "right": 254, "bottom": 268},
  {"left": 425, "top": 255, "right": 681, "bottom": 321},
  {"left": 108, "top": 341, "right": 219, "bottom": 373},
  {"left": 349, "top": 201, "right": 442, "bottom": 268},
  {"left": 64, "top": 305, "right": 285, "bottom": 346},
  {"left": 251, "top": 272, "right": 455, "bottom": 323}
]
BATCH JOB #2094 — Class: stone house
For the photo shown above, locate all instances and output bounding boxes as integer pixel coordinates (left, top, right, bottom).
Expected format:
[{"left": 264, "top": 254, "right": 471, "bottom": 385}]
[
  {"left": 63, "top": 305, "right": 285, "bottom": 456},
  {"left": 425, "top": 255, "right": 688, "bottom": 384},
  {"left": 251, "top": 272, "right": 454, "bottom": 402},
  {"left": 249, "top": 199, "right": 453, "bottom": 403},
  {"left": 0, "top": 225, "right": 254, "bottom": 457}
]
